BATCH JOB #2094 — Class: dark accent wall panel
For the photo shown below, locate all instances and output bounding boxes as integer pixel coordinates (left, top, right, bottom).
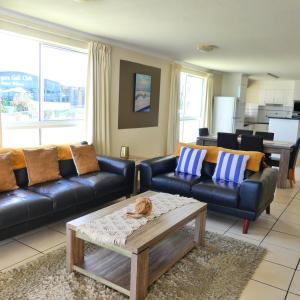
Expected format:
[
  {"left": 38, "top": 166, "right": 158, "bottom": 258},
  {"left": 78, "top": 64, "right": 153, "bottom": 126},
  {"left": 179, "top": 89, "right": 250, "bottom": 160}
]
[{"left": 118, "top": 60, "right": 161, "bottom": 129}]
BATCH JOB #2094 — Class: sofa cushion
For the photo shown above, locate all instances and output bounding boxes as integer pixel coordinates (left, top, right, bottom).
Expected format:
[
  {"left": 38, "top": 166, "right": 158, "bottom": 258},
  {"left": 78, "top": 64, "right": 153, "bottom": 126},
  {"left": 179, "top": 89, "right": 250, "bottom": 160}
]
[
  {"left": 0, "top": 153, "right": 18, "bottom": 192},
  {"left": 0, "top": 189, "right": 53, "bottom": 229},
  {"left": 212, "top": 151, "right": 249, "bottom": 184},
  {"left": 151, "top": 172, "right": 202, "bottom": 196},
  {"left": 175, "top": 146, "right": 207, "bottom": 176},
  {"left": 191, "top": 179, "right": 240, "bottom": 208},
  {"left": 69, "top": 172, "right": 127, "bottom": 200},
  {"left": 27, "top": 179, "right": 93, "bottom": 211},
  {"left": 23, "top": 147, "right": 62, "bottom": 186},
  {"left": 70, "top": 145, "right": 99, "bottom": 175}
]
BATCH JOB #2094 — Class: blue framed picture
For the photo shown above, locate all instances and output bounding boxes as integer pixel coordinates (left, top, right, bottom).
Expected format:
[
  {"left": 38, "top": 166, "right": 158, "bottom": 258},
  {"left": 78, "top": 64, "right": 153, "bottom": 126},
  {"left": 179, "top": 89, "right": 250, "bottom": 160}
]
[{"left": 134, "top": 73, "right": 152, "bottom": 112}]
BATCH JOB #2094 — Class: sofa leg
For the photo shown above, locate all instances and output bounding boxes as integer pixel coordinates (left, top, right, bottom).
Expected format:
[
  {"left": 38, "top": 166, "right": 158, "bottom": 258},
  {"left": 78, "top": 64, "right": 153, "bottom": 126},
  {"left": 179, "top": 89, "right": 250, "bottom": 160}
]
[
  {"left": 266, "top": 205, "right": 270, "bottom": 214},
  {"left": 288, "top": 169, "right": 294, "bottom": 188},
  {"left": 293, "top": 169, "right": 296, "bottom": 184},
  {"left": 126, "top": 194, "right": 131, "bottom": 199},
  {"left": 243, "top": 219, "right": 249, "bottom": 234}
]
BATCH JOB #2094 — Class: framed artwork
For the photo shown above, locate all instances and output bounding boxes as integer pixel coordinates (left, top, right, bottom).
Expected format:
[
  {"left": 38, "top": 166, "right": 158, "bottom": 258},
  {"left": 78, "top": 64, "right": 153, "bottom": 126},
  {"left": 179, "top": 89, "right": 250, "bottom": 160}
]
[
  {"left": 134, "top": 73, "right": 152, "bottom": 112},
  {"left": 118, "top": 60, "right": 161, "bottom": 129}
]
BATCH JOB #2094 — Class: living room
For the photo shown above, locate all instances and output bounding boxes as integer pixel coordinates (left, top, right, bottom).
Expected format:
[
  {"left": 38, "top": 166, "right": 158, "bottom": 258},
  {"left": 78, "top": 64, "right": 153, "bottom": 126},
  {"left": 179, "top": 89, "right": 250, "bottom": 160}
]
[{"left": 0, "top": 1, "right": 299, "bottom": 299}]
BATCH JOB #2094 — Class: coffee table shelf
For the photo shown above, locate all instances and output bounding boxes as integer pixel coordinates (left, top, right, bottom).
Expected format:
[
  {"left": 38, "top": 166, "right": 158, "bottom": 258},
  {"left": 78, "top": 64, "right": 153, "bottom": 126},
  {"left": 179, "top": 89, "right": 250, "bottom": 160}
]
[{"left": 73, "top": 228, "right": 195, "bottom": 297}]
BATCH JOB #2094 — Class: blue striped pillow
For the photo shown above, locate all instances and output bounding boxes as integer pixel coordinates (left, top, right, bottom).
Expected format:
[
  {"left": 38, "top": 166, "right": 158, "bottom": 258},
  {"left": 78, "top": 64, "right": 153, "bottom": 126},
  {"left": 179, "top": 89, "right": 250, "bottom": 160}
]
[
  {"left": 212, "top": 151, "right": 249, "bottom": 184},
  {"left": 175, "top": 147, "right": 207, "bottom": 176}
]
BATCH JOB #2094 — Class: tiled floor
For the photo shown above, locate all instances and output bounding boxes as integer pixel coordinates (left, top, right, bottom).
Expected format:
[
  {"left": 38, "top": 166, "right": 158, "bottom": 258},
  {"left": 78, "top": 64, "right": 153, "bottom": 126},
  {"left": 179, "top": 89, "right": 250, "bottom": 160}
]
[{"left": 1, "top": 176, "right": 300, "bottom": 299}]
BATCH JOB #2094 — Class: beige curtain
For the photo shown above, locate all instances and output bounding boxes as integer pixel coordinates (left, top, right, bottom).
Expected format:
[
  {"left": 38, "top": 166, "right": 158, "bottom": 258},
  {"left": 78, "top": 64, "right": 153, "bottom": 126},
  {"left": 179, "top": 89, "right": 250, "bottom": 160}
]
[
  {"left": 200, "top": 73, "right": 214, "bottom": 131},
  {"left": 166, "top": 63, "right": 181, "bottom": 154},
  {"left": 86, "top": 41, "right": 111, "bottom": 155}
]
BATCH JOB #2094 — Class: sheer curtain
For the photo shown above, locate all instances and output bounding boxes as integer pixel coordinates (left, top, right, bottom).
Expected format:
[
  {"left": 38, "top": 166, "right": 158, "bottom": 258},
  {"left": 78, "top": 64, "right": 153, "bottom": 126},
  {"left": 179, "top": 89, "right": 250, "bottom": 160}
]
[
  {"left": 86, "top": 41, "right": 111, "bottom": 155},
  {"left": 166, "top": 63, "right": 181, "bottom": 154},
  {"left": 200, "top": 73, "right": 214, "bottom": 131},
  {"left": 167, "top": 64, "right": 214, "bottom": 154}
]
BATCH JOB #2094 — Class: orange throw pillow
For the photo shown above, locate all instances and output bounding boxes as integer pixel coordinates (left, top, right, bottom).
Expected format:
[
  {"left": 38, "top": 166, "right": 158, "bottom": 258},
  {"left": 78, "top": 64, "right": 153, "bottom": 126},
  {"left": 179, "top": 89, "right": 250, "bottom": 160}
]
[
  {"left": 23, "top": 147, "right": 62, "bottom": 186},
  {"left": 0, "top": 153, "right": 18, "bottom": 192},
  {"left": 70, "top": 144, "right": 100, "bottom": 175}
]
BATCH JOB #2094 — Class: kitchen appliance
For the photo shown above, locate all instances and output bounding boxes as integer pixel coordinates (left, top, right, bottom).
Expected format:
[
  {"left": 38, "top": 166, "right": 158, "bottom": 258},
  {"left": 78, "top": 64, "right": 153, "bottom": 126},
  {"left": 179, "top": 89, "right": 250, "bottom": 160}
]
[
  {"left": 293, "top": 100, "right": 300, "bottom": 117},
  {"left": 212, "top": 96, "right": 245, "bottom": 134}
]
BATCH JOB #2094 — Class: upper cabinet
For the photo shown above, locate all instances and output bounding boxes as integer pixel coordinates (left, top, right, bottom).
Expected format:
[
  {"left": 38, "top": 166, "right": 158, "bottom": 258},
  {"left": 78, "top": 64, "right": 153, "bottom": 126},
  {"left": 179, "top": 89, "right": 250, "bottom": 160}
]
[{"left": 246, "top": 79, "right": 294, "bottom": 107}]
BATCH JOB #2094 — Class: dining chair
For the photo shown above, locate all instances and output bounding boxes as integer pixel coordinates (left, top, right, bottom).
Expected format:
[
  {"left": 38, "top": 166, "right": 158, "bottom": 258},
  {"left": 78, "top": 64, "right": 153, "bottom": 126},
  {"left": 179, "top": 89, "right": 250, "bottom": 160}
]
[
  {"left": 255, "top": 131, "right": 274, "bottom": 160},
  {"left": 235, "top": 129, "right": 253, "bottom": 136},
  {"left": 268, "top": 138, "right": 300, "bottom": 187},
  {"left": 199, "top": 127, "right": 209, "bottom": 137},
  {"left": 217, "top": 132, "right": 239, "bottom": 150},
  {"left": 240, "top": 135, "right": 264, "bottom": 152},
  {"left": 255, "top": 131, "right": 274, "bottom": 141}
]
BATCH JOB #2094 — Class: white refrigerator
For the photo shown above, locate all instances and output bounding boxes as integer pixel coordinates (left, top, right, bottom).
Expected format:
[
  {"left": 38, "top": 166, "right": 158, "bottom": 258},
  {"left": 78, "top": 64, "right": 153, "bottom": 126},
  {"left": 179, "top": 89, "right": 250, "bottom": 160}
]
[{"left": 212, "top": 96, "right": 245, "bottom": 134}]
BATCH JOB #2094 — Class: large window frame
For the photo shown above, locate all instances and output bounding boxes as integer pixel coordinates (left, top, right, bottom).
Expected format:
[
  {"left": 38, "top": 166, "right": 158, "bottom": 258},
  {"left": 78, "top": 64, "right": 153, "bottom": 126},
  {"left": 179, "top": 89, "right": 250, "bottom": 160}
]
[
  {"left": 179, "top": 71, "right": 207, "bottom": 143},
  {"left": 0, "top": 31, "right": 88, "bottom": 146}
]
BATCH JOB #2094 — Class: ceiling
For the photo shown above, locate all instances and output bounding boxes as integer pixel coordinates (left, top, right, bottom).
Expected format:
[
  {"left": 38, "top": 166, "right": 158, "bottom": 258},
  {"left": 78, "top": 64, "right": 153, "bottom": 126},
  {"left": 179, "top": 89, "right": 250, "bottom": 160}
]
[{"left": 1, "top": 0, "right": 300, "bottom": 78}]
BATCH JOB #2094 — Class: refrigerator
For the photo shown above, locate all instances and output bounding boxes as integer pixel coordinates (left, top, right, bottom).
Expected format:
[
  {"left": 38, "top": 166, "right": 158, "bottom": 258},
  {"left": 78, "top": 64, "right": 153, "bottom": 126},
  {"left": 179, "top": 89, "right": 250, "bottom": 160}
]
[{"left": 212, "top": 96, "right": 245, "bottom": 134}]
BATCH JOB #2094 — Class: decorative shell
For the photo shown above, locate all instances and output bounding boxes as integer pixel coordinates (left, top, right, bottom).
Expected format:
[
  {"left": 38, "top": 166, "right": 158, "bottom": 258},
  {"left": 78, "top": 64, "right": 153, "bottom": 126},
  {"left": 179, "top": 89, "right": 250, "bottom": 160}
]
[
  {"left": 126, "top": 197, "right": 152, "bottom": 219},
  {"left": 135, "top": 197, "right": 152, "bottom": 215}
]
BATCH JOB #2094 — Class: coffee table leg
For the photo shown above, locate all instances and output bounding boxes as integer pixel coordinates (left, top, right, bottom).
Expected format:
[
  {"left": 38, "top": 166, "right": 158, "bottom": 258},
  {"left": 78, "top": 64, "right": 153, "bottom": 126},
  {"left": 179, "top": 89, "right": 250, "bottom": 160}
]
[
  {"left": 66, "top": 226, "right": 84, "bottom": 273},
  {"left": 194, "top": 209, "right": 207, "bottom": 247},
  {"left": 130, "top": 249, "right": 149, "bottom": 300}
]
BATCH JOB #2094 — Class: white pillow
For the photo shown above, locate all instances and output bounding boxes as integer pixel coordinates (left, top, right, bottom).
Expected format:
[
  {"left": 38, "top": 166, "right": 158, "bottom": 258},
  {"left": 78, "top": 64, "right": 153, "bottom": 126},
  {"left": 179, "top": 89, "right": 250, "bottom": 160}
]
[
  {"left": 175, "top": 147, "right": 207, "bottom": 176},
  {"left": 212, "top": 151, "right": 249, "bottom": 184}
]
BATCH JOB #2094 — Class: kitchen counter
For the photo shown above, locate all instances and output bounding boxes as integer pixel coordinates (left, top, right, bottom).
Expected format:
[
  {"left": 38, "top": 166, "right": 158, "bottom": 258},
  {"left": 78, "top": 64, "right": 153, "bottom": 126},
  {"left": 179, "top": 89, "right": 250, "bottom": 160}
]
[
  {"left": 268, "top": 117, "right": 300, "bottom": 120},
  {"left": 244, "top": 122, "right": 269, "bottom": 125}
]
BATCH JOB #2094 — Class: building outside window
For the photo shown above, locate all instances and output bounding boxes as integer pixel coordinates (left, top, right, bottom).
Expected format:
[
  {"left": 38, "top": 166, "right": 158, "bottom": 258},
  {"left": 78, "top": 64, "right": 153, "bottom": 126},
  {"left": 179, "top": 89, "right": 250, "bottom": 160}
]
[
  {"left": 179, "top": 72, "right": 206, "bottom": 143},
  {"left": 0, "top": 31, "right": 88, "bottom": 147}
]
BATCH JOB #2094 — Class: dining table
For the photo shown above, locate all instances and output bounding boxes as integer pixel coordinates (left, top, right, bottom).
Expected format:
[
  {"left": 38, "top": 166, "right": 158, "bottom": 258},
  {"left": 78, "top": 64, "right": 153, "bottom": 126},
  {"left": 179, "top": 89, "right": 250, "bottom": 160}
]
[{"left": 196, "top": 136, "right": 295, "bottom": 189}]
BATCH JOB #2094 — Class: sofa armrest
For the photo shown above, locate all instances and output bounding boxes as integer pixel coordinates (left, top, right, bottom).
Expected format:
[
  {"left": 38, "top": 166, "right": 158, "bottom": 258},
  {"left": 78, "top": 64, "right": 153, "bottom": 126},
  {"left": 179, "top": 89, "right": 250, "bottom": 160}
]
[
  {"left": 239, "top": 167, "right": 278, "bottom": 212},
  {"left": 96, "top": 155, "right": 135, "bottom": 192},
  {"left": 140, "top": 155, "right": 177, "bottom": 191}
]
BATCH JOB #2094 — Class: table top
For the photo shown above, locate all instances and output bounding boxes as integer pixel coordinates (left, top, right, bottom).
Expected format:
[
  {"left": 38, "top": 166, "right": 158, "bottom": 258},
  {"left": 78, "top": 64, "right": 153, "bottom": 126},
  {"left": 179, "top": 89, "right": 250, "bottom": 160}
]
[
  {"left": 67, "top": 191, "right": 206, "bottom": 254},
  {"left": 197, "top": 135, "right": 295, "bottom": 150}
]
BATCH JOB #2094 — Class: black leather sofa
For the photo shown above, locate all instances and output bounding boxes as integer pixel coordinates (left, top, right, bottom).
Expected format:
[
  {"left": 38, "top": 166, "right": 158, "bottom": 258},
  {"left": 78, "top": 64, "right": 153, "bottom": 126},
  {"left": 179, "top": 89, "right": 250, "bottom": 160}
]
[
  {"left": 0, "top": 155, "right": 135, "bottom": 240},
  {"left": 140, "top": 155, "right": 278, "bottom": 233}
]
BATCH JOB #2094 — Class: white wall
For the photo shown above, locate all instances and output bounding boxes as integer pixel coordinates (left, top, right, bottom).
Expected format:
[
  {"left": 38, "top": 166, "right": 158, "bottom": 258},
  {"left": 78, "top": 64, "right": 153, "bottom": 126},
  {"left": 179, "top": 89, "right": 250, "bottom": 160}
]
[
  {"left": 293, "top": 80, "right": 300, "bottom": 100},
  {"left": 221, "top": 73, "right": 243, "bottom": 97}
]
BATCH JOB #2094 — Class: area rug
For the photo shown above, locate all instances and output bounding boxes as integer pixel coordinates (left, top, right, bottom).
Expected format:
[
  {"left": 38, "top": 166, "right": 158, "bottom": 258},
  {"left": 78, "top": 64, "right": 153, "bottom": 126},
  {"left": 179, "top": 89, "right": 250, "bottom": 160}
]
[{"left": 0, "top": 229, "right": 266, "bottom": 300}]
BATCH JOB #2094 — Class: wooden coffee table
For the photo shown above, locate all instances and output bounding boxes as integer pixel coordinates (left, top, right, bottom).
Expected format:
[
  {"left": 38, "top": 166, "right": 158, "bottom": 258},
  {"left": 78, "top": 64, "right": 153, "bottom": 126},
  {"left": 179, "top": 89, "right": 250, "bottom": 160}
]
[{"left": 66, "top": 191, "right": 207, "bottom": 300}]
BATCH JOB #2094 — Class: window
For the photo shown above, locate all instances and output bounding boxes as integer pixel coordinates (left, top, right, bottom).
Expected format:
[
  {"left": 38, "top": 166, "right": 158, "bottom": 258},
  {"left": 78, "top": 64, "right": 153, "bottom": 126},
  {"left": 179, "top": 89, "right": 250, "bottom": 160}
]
[
  {"left": 179, "top": 72, "right": 206, "bottom": 143},
  {"left": 0, "top": 31, "right": 88, "bottom": 147}
]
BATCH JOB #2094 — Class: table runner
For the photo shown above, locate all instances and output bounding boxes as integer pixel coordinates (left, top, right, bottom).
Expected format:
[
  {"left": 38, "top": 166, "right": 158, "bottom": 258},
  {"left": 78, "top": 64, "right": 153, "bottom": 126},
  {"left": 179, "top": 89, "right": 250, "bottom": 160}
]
[{"left": 76, "top": 193, "right": 198, "bottom": 246}]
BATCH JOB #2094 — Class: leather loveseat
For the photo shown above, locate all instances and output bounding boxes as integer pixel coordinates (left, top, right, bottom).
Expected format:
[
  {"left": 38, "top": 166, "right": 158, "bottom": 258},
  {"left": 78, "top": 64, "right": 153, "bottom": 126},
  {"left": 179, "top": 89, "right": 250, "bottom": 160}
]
[
  {"left": 140, "top": 155, "right": 278, "bottom": 233},
  {"left": 0, "top": 155, "right": 135, "bottom": 240}
]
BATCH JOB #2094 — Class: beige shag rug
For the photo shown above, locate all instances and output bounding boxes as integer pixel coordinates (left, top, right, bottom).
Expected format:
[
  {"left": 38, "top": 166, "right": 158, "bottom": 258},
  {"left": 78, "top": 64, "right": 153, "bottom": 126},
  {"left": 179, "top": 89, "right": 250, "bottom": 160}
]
[{"left": 0, "top": 229, "right": 266, "bottom": 300}]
